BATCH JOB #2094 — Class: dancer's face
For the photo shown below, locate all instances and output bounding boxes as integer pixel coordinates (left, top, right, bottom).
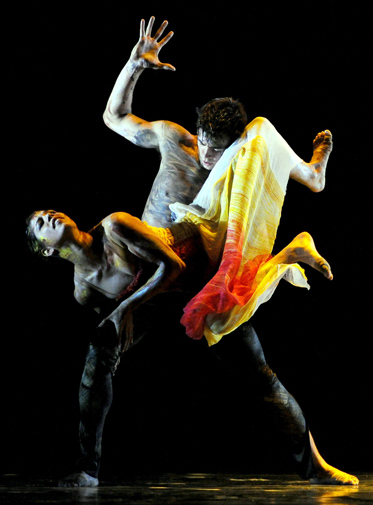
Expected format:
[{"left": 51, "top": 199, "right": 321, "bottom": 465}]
[
  {"left": 29, "top": 210, "right": 77, "bottom": 254},
  {"left": 197, "top": 129, "right": 231, "bottom": 170}
]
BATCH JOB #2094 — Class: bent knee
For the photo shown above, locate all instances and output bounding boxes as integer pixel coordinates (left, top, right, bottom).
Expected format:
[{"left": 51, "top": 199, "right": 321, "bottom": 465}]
[
  {"left": 253, "top": 364, "right": 279, "bottom": 393},
  {"left": 249, "top": 116, "right": 273, "bottom": 131}
]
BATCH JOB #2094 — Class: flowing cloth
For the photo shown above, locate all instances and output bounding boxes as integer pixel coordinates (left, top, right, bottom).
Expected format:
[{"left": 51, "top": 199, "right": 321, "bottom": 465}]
[{"left": 170, "top": 117, "right": 310, "bottom": 346}]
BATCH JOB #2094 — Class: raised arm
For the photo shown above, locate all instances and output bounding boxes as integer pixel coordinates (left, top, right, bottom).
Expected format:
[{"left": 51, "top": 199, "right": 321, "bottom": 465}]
[
  {"left": 103, "top": 17, "right": 175, "bottom": 148},
  {"left": 98, "top": 213, "right": 185, "bottom": 344}
]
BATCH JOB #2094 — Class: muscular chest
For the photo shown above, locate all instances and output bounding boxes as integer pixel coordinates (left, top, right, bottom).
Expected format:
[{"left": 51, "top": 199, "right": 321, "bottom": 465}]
[
  {"left": 154, "top": 145, "right": 207, "bottom": 201},
  {"left": 142, "top": 134, "right": 208, "bottom": 227},
  {"left": 75, "top": 247, "right": 140, "bottom": 305}
]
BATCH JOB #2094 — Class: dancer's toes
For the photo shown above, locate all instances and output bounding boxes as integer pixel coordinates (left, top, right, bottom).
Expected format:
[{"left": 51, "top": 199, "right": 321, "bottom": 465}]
[
  {"left": 313, "top": 130, "right": 333, "bottom": 153},
  {"left": 321, "top": 262, "right": 333, "bottom": 281}
]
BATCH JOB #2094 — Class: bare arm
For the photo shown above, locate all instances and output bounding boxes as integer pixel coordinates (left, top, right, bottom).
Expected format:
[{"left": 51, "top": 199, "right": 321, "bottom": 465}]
[
  {"left": 98, "top": 213, "right": 185, "bottom": 341},
  {"left": 103, "top": 17, "right": 175, "bottom": 148}
]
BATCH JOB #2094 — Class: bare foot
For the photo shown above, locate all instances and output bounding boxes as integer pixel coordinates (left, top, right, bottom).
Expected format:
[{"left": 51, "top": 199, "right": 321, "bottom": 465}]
[
  {"left": 310, "top": 466, "right": 360, "bottom": 486},
  {"left": 308, "top": 432, "right": 359, "bottom": 486},
  {"left": 293, "top": 130, "right": 333, "bottom": 192},
  {"left": 58, "top": 471, "right": 99, "bottom": 487},
  {"left": 274, "top": 232, "right": 333, "bottom": 280},
  {"left": 311, "top": 129, "right": 333, "bottom": 165}
]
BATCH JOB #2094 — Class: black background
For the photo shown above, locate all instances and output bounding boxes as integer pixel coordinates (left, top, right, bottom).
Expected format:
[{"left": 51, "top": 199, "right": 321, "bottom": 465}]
[{"left": 5, "top": 1, "right": 373, "bottom": 479}]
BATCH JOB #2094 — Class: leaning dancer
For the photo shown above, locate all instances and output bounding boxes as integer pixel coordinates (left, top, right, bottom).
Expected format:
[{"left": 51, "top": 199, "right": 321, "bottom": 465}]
[
  {"left": 27, "top": 210, "right": 335, "bottom": 485},
  {"left": 26, "top": 210, "right": 330, "bottom": 354}
]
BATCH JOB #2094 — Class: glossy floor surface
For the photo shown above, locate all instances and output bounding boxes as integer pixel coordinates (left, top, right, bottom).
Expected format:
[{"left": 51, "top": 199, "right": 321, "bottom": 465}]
[{"left": 1, "top": 472, "right": 372, "bottom": 504}]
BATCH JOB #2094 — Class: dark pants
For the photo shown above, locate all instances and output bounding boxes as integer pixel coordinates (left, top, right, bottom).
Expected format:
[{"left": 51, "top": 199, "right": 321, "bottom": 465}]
[
  {"left": 211, "top": 322, "right": 316, "bottom": 479},
  {"left": 75, "top": 319, "right": 316, "bottom": 479},
  {"left": 76, "top": 324, "right": 121, "bottom": 478}
]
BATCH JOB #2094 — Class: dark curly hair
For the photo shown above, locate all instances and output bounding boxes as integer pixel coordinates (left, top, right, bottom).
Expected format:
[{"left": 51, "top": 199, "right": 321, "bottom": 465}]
[{"left": 196, "top": 97, "right": 247, "bottom": 145}]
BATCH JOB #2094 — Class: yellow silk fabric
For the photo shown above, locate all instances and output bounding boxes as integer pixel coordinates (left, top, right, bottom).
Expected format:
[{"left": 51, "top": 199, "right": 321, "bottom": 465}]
[{"left": 180, "top": 135, "right": 309, "bottom": 346}]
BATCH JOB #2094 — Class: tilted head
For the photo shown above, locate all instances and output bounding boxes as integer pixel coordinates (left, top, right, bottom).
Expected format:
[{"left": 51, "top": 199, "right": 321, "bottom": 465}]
[
  {"left": 196, "top": 97, "right": 247, "bottom": 170},
  {"left": 26, "top": 210, "right": 78, "bottom": 259}
]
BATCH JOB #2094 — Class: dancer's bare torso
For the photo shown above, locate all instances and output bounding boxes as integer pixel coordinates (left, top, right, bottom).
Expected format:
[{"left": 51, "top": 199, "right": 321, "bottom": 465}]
[
  {"left": 137, "top": 121, "right": 209, "bottom": 227},
  {"left": 73, "top": 218, "right": 154, "bottom": 315}
]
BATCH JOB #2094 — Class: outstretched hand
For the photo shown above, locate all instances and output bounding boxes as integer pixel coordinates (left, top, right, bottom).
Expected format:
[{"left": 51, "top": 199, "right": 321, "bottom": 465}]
[{"left": 130, "top": 16, "right": 175, "bottom": 71}]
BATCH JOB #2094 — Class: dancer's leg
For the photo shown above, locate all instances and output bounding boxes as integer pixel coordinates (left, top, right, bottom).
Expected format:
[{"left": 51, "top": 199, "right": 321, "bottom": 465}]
[
  {"left": 212, "top": 323, "right": 358, "bottom": 485},
  {"left": 212, "top": 323, "right": 311, "bottom": 473},
  {"left": 58, "top": 325, "right": 121, "bottom": 487}
]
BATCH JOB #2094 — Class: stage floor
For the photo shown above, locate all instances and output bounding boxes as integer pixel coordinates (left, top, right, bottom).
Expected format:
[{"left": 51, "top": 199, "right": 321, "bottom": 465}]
[{"left": 1, "top": 472, "right": 372, "bottom": 504}]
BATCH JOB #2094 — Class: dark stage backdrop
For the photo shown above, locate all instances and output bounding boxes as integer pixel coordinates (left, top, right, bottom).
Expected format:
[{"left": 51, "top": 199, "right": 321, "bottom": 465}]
[{"left": 5, "top": 1, "right": 372, "bottom": 479}]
